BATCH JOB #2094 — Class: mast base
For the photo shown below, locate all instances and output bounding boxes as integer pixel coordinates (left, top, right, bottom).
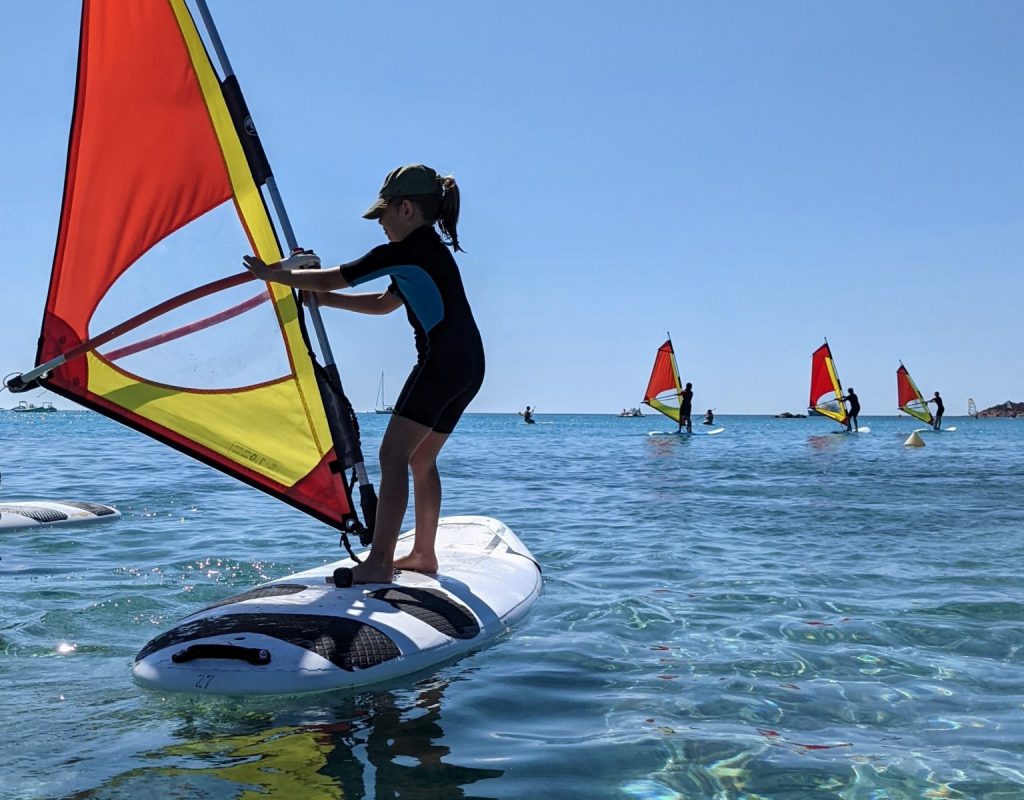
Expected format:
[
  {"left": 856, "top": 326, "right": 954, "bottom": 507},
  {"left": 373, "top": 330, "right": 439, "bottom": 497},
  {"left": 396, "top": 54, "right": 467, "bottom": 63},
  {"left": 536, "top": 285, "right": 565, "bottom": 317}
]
[{"left": 4, "top": 374, "right": 41, "bottom": 394}]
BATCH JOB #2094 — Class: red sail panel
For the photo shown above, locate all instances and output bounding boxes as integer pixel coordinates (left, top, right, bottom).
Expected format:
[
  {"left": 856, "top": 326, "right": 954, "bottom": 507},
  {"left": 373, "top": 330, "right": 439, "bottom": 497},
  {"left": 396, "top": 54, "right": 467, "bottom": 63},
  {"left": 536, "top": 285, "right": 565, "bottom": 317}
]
[
  {"left": 896, "top": 365, "right": 918, "bottom": 409},
  {"left": 644, "top": 340, "right": 678, "bottom": 403},
  {"left": 34, "top": 0, "right": 355, "bottom": 530},
  {"left": 43, "top": 1, "right": 231, "bottom": 343}
]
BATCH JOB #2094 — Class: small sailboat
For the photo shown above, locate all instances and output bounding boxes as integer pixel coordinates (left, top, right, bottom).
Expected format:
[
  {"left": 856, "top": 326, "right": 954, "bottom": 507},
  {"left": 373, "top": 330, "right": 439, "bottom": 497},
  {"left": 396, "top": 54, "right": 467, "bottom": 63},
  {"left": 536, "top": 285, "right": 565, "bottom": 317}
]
[
  {"left": 809, "top": 341, "right": 869, "bottom": 433},
  {"left": 375, "top": 371, "right": 394, "bottom": 414},
  {"left": 642, "top": 336, "right": 723, "bottom": 436},
  {"left": 4, "top": 0, "right": 539, "bottom": 696},
  {"left": 968, "top": 398, "right": 978, "bottom": 418}
]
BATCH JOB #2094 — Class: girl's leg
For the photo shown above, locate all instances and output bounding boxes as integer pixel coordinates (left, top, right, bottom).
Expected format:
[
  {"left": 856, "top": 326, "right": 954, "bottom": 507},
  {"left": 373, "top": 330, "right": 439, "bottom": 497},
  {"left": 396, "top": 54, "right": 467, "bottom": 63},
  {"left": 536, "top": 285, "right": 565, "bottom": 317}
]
[
  {"left": 349, "top": 415, "right": 433, "bottom": 584},
  {"left": 394, "top": 430, "right": 450, "bottom": 573}
]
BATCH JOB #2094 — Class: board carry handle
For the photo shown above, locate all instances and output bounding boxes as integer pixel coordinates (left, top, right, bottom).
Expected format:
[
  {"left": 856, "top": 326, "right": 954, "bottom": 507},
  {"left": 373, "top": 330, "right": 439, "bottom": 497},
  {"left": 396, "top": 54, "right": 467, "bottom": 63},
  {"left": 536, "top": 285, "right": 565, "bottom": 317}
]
[{"left": 171, "top": 643, "right": 271, "bottom": 666}]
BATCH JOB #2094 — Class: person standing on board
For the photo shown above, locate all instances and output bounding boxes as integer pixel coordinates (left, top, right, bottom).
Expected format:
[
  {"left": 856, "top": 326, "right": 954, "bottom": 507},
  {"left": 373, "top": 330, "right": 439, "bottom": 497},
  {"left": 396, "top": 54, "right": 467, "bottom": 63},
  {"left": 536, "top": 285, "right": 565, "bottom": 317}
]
[
  {"left": 243, "top": 165, "right": 483, "bottom": 585},
  {"left": 678, "top": 382, "right": 694, "bottom": 433},
  {"left": 928, "top": 391, "right": 944, "bottom": 430},
  {"left": 841, "top": 387, "right": 861, "bottom": 432}
]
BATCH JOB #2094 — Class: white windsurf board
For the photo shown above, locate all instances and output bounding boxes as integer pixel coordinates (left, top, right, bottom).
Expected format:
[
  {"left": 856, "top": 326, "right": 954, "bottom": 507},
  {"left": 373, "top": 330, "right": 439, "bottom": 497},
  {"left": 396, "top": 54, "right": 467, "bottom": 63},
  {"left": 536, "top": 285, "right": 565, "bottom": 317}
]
[
  {"left": 648, "top": 427, "right": 725, "bottom": 437},
  {"left": 133, "top": 515, "right": 541, "bottom": 696}
]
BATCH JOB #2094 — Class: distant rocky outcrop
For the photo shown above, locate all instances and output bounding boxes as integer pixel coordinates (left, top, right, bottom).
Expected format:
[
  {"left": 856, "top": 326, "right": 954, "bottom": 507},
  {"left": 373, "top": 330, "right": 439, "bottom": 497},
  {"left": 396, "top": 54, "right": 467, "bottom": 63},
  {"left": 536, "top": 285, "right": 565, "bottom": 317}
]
[
  {"left": 978, "top": 401, "right": 1023, "bottom": 418},
  {"left": 775, "top": 411, "right": 807, "bottom": 418}
]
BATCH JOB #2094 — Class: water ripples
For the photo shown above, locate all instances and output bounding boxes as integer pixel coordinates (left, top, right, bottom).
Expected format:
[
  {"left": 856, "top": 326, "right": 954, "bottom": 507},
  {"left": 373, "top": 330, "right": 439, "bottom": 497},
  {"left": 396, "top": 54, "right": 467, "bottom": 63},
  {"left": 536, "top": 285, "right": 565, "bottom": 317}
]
[{"left": 2, "top": 412, "right": 1023, "bottom": 797}]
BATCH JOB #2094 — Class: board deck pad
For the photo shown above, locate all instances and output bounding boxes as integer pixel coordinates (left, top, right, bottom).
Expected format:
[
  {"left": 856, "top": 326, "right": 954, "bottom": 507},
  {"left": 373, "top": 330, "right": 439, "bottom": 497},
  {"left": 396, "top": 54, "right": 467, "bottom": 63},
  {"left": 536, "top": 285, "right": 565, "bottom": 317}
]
[{"left": 133, "top": 516, "right": 541, "bottom": 696}]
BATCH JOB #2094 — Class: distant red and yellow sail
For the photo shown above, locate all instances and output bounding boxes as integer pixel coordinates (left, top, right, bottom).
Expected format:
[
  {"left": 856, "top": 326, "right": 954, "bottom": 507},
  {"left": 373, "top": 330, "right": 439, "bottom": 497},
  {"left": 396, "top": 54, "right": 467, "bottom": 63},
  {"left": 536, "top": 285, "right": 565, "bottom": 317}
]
[
  {"left": 643, "top": 339, "right": 683, "bottom": 423},
  {"left": 896, "top": 363, "right": 933, "bottom": 425},
  {"left": 35, "top": 0, "right": 355, "bottom": 529},
  {"left": 809, "top": 342, "right": 848, "bottom": 424}
]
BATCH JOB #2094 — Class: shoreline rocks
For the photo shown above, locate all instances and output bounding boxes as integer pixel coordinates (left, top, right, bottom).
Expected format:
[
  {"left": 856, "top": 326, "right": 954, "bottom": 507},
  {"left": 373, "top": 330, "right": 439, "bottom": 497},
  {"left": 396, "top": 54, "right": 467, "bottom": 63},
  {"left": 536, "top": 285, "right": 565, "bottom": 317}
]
[{"left": 978, "top": 401, "right": 1023, "bottom": 418}]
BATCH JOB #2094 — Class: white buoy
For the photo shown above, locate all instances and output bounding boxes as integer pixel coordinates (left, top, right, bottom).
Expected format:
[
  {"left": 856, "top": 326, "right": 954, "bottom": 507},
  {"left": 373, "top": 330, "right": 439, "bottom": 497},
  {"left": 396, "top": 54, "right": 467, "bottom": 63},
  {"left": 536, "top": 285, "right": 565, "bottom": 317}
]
[{"left": 904, "top": 431, "right": 925, "bottom": 447}]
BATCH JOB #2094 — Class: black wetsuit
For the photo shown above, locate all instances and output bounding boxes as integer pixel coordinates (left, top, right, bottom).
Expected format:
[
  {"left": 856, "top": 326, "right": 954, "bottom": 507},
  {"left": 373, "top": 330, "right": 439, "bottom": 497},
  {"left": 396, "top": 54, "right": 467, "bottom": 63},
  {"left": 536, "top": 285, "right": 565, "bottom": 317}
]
[
  {"left": 680, "top": 388, "right": 693, "bottom": 429},
  {"left": 340, "top": 226, "right": 484, "bottom": 434},
  {"left": 932, "top": 395, "right": 944, "bottom": 429},
  {"left": 845, "top": 391, "right": 860, "bottom": 429}
]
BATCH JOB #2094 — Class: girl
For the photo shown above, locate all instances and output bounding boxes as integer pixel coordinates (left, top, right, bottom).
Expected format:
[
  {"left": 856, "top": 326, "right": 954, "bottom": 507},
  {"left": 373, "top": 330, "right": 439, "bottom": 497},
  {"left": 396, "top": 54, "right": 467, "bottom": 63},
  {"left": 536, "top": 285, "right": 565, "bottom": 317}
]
[{"left": 243, "top": 164, "right": 484, "bottom": 585}]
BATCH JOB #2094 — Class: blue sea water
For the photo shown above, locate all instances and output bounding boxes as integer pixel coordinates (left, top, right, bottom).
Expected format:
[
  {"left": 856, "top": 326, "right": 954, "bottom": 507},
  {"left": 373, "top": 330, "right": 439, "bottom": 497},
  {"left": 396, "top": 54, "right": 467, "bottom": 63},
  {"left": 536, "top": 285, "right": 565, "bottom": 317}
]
[{"left": 1, "top": 410, "right": 1022, "bottom": 799}]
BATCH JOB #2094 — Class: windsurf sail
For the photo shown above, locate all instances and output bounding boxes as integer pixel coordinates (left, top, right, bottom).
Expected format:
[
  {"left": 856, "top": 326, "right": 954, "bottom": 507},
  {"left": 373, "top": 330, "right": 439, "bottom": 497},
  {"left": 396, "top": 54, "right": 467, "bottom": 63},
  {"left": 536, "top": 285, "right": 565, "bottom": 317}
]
[
  {"left": 642, "top": 337, "right": 683, "bottom": 423},
  {"left": 808, "top": 341, "right": 848, "bottom": 425},
  {"left": 6, "top": 0, "right": 376, "bottom": 541},
  {"left": 896, "top": 362, "right": 934, "bottom": 425},
  {"left": 968, "top": 398, "right": 978, "bottom": 418}
]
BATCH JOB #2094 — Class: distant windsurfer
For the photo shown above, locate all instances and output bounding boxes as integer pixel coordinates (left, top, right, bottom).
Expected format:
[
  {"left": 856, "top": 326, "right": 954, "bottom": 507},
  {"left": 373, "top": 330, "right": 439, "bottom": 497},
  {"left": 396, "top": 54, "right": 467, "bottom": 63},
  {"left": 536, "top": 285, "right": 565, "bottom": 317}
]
[
  {"left": 520, "top": 405, "right": 535, "bottom": 424},
  {"left": 678, "top": 382, "right": 693, "bottom": 433},
  {"left": 703, "top": 409, "right": 714, "bottom": 425},
  {"left": 928, "top": 391, "right": 944, "bottom": 430},
  {"left": 244, "top": 164, "right": 483, "bottom": 585},
  {"left": 841, "top": 387, "right": 860, "bottom": 431}
]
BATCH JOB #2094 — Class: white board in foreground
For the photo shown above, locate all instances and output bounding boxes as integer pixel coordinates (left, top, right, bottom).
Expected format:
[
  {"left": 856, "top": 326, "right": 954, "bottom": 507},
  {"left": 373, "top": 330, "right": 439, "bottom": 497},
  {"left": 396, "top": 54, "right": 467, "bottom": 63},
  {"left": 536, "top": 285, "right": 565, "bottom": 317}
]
[
  {"left": 133, "top": 516, "right": 541, "bottom": 696},
  {"left": 648, "top": 426, "right": 725, "bottom": 437},
  {"left": 0, "top": 500, "right": 120, "bottom": 530}
]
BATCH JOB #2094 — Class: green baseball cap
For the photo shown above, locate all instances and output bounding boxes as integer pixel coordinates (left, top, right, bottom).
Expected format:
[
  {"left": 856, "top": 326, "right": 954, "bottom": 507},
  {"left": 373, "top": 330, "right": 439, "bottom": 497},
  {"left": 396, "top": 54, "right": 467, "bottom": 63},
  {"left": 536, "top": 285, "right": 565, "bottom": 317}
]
[{"left": 362, "top": 164, "right": 442, "bottom": 219}]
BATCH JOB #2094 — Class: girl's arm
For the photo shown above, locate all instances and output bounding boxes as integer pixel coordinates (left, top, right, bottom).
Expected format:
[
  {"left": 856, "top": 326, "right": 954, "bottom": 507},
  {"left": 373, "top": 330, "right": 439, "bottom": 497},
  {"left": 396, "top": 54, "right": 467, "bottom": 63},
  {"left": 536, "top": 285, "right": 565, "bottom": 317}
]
[
  {"left": 243, "top": 255, "right": 351, "bottom": 291},
  {"left": 309, "top": 289, "right": 402, "bottom": 315}
]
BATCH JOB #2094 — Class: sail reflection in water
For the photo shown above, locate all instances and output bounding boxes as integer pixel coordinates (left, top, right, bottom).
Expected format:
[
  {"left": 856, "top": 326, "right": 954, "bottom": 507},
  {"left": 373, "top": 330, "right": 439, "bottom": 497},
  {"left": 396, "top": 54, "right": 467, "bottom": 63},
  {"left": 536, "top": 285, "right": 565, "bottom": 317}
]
[{"left": 81, "top": 682, "right": 503, "bottom": 799}]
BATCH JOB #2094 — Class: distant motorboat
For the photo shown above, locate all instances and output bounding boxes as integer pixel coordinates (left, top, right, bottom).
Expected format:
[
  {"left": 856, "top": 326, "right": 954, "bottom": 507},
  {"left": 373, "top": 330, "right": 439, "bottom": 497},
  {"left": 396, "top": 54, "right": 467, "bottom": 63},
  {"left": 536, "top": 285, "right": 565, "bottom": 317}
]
[
  {"left": 618, "top": 407, "right": 644, "bottom": 417},
  {"left": 11, "top": 401, "right": 57, "bottom": 413}
]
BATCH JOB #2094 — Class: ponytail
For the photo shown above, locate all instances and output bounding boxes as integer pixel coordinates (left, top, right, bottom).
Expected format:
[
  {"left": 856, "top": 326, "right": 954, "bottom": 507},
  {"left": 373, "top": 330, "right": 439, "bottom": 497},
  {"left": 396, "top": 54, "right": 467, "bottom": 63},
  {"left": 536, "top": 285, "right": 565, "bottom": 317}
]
[
  {"left": 401, "top": 173, "right": 463, "bottom": 252},
  {"left": 437, "top": 175, "right": 462, "bottom": 252}
]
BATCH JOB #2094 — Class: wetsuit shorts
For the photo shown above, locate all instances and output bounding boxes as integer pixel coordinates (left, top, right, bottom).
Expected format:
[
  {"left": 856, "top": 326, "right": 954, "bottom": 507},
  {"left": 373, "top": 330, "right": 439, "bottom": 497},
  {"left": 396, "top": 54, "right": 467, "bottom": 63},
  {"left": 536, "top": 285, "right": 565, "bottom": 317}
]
[{"left": 393, "top": 352, "right": 485, "bottom": 435}]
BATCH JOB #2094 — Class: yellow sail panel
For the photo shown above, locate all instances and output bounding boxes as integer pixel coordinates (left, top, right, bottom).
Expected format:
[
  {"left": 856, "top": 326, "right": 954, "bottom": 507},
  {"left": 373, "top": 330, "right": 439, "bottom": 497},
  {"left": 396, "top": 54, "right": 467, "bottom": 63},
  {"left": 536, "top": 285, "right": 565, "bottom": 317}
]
[{"left": 86, "top": 352, "right": 325, "bottom": 486}]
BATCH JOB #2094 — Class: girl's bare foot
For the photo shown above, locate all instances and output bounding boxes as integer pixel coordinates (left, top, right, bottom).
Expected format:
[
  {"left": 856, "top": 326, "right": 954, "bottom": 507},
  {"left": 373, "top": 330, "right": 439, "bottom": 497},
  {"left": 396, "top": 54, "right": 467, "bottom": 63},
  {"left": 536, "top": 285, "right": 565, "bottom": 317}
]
[
  {"left": 394, "top": 553, "right": 439, "bottom": 574},
  {"left": 344, "top": 560, "right": 395, "bottom": 585}
]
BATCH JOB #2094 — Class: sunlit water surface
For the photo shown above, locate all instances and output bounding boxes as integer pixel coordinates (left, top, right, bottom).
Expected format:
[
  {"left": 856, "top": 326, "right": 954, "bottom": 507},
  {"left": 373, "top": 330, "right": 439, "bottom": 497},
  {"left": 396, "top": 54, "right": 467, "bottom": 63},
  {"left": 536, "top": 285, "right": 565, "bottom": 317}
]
[{"left": 1, "top": 411, "right": 1022, "bottom": 799}]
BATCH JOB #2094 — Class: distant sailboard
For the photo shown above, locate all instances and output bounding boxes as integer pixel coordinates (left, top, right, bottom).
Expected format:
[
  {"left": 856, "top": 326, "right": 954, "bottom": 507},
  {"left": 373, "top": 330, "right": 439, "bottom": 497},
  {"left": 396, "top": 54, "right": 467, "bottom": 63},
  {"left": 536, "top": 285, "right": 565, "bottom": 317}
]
[
  {"left": 898, "top": 363, "right": 955, "bottom": 431},
  {"left": 648, "top": 427, "right": 725, "bottom": 437},
  {"left": 0, "top": 501, "right": 120, "bottom": 531},
  {"left": 641, "top": 335, "right": 723, "bottom": 437},
  {"left": 809, "top": 341, "right": 869, "bottom": 433},
  {"left": 5, "top": 0, "right": 537, "bottom": 694}
]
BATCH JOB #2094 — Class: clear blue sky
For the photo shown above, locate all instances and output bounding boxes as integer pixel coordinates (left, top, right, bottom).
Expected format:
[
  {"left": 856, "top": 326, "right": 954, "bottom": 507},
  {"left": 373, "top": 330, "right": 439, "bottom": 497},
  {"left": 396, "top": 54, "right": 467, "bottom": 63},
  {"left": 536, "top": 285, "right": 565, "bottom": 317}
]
[{"left": 2, "top": 2, "right": 1022, "bottom": 415}]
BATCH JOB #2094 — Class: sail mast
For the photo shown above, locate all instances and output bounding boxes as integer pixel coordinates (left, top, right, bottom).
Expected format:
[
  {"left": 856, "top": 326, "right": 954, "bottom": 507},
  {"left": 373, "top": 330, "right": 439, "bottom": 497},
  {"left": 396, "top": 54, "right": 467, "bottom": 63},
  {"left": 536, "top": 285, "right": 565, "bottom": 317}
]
[{"left": 192, "top": 0, "right": 377, "bottom": 544}]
